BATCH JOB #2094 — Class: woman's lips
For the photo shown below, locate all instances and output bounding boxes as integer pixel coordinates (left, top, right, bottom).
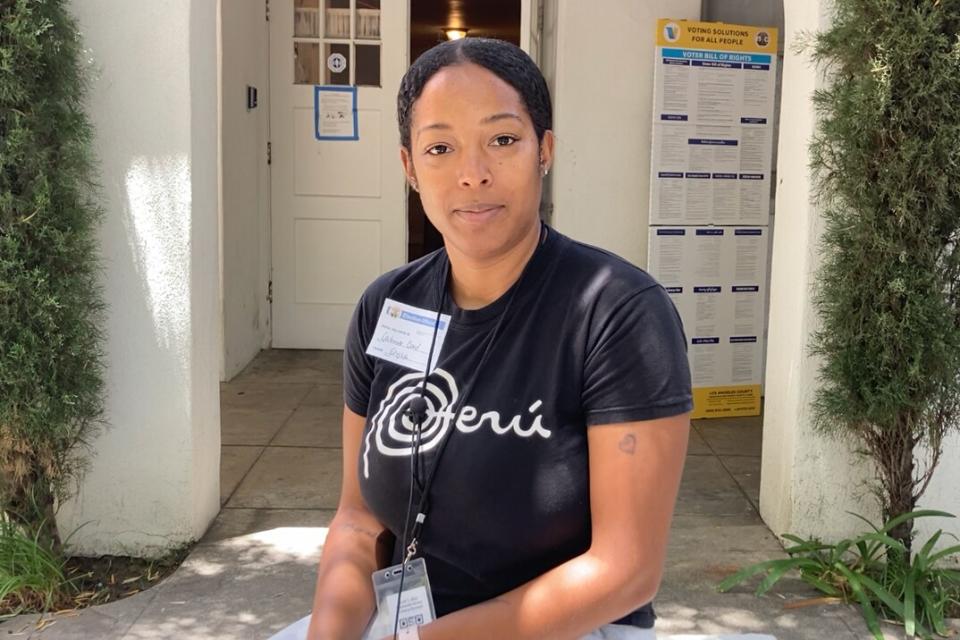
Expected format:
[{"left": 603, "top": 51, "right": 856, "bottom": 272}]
[{"left": 454, "top": 204, "right": 504, "bottom": 222}]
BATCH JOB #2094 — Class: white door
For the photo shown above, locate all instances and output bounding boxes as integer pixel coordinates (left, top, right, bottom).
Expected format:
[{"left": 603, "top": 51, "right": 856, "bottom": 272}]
[
  {"left": 270, "top": 0, "right": 408, "bottom": 348},
  {"left": 520, "top": 0, "right": 543, "bottom": 65}
]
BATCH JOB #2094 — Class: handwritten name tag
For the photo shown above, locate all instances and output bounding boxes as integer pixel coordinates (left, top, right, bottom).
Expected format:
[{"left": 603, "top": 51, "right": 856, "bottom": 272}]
[{"left": 365, "top": 298, "right": 451, "bottom": 373}]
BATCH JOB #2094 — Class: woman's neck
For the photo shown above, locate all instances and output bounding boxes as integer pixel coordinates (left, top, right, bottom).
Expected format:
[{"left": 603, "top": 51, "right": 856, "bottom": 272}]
[{"left": 446, "top": 220, "right": 542, "bottom": 310}]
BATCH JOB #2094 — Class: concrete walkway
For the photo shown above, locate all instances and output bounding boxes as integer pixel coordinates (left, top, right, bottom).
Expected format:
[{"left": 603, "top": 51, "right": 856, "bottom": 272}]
[{"left": 1, "top": 350, "right": 951, "bottom": 639}]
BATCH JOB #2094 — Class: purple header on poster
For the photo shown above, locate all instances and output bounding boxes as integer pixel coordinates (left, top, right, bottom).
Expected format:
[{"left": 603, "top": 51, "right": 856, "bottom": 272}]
[
  {"left": 692, "top": 60, "right": 742, "bottom": 69},
  {"left": 688, "top": 138, "right": 738, "bottom": 146}
]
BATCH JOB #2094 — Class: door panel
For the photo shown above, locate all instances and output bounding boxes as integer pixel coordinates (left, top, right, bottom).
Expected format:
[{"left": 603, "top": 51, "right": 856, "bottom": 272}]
[
  {"left": 520, "top": 0, "right": 543, "bottom": 64},
  {"left": 271, "top": 0, "right": 408, "bottom": 348}
]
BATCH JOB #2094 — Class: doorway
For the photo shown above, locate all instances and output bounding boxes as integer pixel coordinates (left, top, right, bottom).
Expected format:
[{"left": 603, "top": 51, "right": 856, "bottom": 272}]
[
  {"left": 269, "top": 0, "right": 409, "bottom": 349},
  {"left": 406, "top": 0, "right": 523, "bottom": 261}
]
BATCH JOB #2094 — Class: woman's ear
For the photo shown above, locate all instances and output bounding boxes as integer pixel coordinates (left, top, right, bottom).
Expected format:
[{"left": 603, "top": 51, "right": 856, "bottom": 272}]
[
  {"left": 539, "top": 130, "right": 556, "bottom": 175},
  {"left": 399, "top": 146, "right": 419, "bottom": 192}
]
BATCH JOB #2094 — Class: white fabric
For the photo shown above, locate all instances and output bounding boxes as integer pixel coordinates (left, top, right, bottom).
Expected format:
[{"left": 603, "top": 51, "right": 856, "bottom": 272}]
[
  {"left": 667, "top": 637, "right": 776, "bottom": 640},
  {"left": 266, "top": 615, "right": 778, "bottom": 640},
  {"left": 581, "top": 624, "right": 658, "bottom": 639},
  {"left": 267, "top": 615, "right": 658, "bottom": 640}
]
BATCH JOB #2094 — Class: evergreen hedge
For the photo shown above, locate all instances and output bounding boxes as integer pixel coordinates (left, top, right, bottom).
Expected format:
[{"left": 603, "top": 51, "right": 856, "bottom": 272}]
[
  {"left": 0, "top": 0, "right": 105, "bottom": 550},
  {"left": 810, "top": 0, "right": 960, "bottom": 550}
]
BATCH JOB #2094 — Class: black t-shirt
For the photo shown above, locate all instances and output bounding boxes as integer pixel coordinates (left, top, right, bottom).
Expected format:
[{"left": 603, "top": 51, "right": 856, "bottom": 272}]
[{"left": 343, "top": 226, "right": 692, "bottom": 628}]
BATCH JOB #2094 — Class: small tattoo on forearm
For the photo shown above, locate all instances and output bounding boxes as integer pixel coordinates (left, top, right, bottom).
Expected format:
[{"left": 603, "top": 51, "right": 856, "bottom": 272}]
[
  {"left": 332, "top": 521, "right": 379, "bottom": 540},
  {"left": 618, "top": 433, "right": 637, "bottom": 455}
]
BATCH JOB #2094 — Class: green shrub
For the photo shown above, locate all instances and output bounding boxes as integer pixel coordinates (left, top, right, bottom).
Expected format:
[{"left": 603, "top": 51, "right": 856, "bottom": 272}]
[
  {"left": 809, "top": 0, "right": 960, "bottom": 549},
  {"left": 0, "top": 0, "right": 106, "bottom": 550},
  {"left": 719, "top": 511, "right": 960, "bottom": 640}
]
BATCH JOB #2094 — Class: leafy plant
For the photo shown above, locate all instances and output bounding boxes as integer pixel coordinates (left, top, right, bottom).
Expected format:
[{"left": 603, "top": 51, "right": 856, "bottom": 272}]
[
  {"left": 0, "top": 517, "right": 75, "bottom": 618},
  {"left": 0, "top": 0, "right": 106, "bottom": 550},
  {"left": 807, "top": 0, "right": 960, "bottom": 551},
  {"left": 718, "top": 511, "right": 960, "bottom": 640}
]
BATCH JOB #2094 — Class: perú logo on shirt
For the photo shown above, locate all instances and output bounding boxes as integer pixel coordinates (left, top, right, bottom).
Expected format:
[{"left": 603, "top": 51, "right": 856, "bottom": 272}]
[{"left": 362, "top": 368, "right": 552, "bottom": 479}]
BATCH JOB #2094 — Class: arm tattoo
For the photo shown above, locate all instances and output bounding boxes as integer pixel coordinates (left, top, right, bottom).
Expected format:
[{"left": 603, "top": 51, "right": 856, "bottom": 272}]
[
  {"left": 618, "top": 433, "right": 637, "bottom": 455},
  {"left": 331, "top": 521, "right": 380, "bottom": 541}
]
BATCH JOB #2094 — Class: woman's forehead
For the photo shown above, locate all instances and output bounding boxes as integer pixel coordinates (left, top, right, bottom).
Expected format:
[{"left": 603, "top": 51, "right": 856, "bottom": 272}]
[{"left": 413, "top": 63, "right": 529, "bottom": 126}]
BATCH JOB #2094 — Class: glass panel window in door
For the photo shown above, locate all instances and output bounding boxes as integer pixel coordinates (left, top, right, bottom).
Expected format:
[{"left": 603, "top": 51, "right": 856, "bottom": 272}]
[
  {"left": 325, "top": 0, "right": 351, "bottom": 39},
  {"left": 323, "top": 42, "right": 350, "bottom": 85},
  {"left": 294, "top": 0, "right": 320, "bottom": 38},
  {"left": 356, "top": 0, "right": 380, "bottom": 40},
  {"left": 355, "top": 44, "right": 380, "bottom": 87},
  {"left": 294, "top": 42, "right": 320, "bottom": 84}
]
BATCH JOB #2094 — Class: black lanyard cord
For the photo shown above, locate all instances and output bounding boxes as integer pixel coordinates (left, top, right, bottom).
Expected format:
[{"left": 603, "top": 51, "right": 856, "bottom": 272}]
[
  {"left": 392, "top": 279, "right": 446, "bottom": 639},
  {"left": 392, "top": 224, "right": 545, "bottom": 637},
  {"left": 403, "top": 227, "right": 546, "bottom": 559}
]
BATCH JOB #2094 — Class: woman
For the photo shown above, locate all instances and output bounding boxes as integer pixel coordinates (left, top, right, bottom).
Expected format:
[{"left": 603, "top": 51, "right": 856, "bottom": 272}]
[{"left": 291, "top": 38, "right": 691, "bottom": 640}]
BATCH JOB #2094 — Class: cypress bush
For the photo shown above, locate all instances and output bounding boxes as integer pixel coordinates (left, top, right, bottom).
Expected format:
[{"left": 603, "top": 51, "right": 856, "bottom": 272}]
[
  {"left": 810, "top": 0, "right": 960, "bottom": 551},
  {"left": 0, "top": 0, "right": 106, "bottom": 550}
]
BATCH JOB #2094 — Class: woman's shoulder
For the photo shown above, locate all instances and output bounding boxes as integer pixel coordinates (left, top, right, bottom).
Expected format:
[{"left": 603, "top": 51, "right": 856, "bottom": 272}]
[{"left": 551, "top": 230, "right": 663, "bottom": 300}]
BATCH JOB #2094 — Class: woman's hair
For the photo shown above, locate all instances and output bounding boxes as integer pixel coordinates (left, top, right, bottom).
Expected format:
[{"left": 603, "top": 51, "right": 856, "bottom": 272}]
[{"left": 397, "top": 38, "right": 552, "bottom": 150}]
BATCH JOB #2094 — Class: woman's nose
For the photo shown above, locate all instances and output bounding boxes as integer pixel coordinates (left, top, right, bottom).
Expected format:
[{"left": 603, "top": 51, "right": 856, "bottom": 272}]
[{"left": 457, "top": 147, "right": 493, "bottom": 188}]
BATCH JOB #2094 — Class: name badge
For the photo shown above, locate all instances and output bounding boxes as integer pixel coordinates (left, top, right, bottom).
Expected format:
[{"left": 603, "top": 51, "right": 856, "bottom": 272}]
[
  {"left": 363, "top": 558, "right": 436, "bottom": 639},
  {"left": 366, "top": 298, "right": 450, "bottom": 373}
]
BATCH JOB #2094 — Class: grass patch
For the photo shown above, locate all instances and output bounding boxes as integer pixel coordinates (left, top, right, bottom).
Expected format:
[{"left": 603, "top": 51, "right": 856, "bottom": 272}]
[
  {"left": 0, "top": 519, "right": 190, "bottom": 619},
  {"left": 0, "top": 520, "right": 72, "bottom": 616}
]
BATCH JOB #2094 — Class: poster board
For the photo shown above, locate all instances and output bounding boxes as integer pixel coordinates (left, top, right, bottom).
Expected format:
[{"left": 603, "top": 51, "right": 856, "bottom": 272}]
[
  {"left": 648, "top": 226, "right": 768, "bottom": 418},
  {"left": 650, "top": 20, "right": 778, "bottom": 226}
]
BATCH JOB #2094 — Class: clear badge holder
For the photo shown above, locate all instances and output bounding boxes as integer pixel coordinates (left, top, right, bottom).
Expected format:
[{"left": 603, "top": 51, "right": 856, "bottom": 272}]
[{"left": 362, "top": 558, "right": 436, "bottom": 639}]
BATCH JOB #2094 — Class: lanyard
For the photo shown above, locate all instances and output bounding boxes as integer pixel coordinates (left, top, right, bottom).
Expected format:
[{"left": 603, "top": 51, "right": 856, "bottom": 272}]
[{"left": 400, "top": 224, "right": 547, "bottom": 563}]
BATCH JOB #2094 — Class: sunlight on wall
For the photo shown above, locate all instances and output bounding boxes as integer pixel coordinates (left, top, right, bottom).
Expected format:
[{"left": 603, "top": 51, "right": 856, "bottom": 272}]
[{"left": 123, "top": 154, "right": 192, "bottom": 355}]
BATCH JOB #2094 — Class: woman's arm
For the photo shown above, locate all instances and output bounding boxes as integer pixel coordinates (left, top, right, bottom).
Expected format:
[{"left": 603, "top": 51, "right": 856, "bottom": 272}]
[
  {"left": 410, "top": 412, "right": 691, "bottom": 640},
  {"left": 307, "top": 405, "right": 387, "bottom": 640}
]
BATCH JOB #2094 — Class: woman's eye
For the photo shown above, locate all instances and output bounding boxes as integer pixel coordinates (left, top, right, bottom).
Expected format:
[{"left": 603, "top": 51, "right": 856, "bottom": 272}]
[
  {"left": 427, "top": 144, "right": 451, "bottom": 156},
  {"left": 493, "top": 135, "right": 517, "bottom": 147}
]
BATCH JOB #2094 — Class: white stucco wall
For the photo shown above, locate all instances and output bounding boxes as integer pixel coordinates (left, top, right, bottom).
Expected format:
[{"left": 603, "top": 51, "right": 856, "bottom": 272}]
[
  {"left": 760, "top": 0, "right": 880, "bottom": 543},
  {"left": 761, "top": 0, "right": 960, "bottom": 556},
  {"left": 220, "top": 0, "right": 271, "bottom": 381},
  {"left": 60, "top": 0, "right": 221, "bottom": 557},
  {"left": 916, "top": 435, "right": 960, "bottom": 564},
  {"left": 550, "top": 0, "right": 700, "bottom": 266}
]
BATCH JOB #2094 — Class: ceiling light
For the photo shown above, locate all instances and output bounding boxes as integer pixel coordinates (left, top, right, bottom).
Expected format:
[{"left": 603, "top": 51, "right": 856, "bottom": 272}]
[{"left": 444, "top": 28, "right": 468, "bottom": 40}]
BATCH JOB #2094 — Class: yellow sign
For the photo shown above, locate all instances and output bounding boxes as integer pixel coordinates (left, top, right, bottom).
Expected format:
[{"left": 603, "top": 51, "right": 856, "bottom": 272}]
[
  {"left": 692, "top": 384, "right": 762, "bottom": 419},
  {"left": 657, "top": 19, "right": 778, "bottom": 54}
]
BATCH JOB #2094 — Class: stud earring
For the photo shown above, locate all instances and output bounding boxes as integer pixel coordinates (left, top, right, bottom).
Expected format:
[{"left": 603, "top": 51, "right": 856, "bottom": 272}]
[
  {"left": 541, "top": 166, "right": 549, "bottom": 177},
  {"left": 409, "top": 179, "right": 419, "bottom": 192}
]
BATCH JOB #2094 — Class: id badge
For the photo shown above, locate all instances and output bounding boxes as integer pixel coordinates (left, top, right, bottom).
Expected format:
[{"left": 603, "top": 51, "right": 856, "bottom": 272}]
[{"left": 363, "top": 558, "right": 436, "bottom": 639}]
